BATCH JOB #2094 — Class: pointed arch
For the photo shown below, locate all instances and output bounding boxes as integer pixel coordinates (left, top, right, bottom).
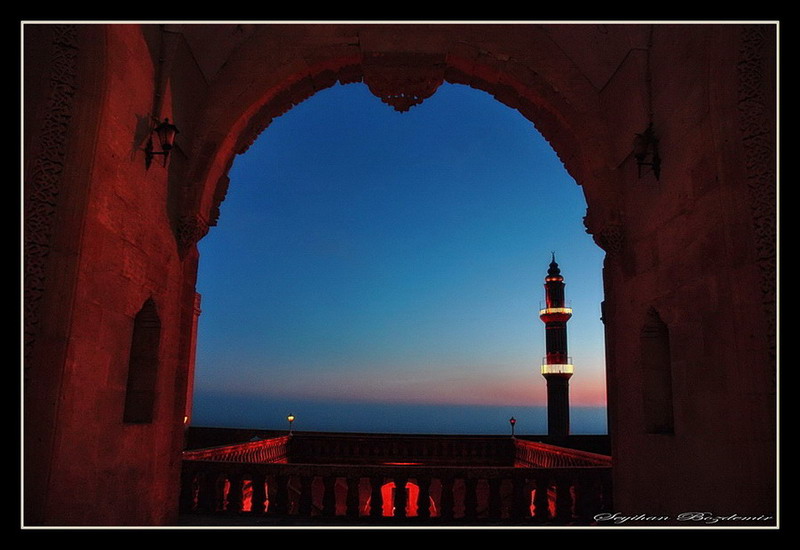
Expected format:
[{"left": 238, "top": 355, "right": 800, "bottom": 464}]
[
  {"left": 123, "top": 298, "right": 162, "bottom": 424},
  {"left": 172, "top": 27, "right": 618, "bottom": 258},
  {"left": 640, "top": 307, "right": 674, "bottom": 434}
]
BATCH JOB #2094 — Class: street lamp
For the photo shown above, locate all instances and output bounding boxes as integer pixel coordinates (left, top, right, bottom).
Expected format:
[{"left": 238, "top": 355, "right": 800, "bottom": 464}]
[
  {"left": 287, "top": 413, "right": 295, "bottom": 435},
  {"left": 509, "top": 417, "right": 516, "bottom": 437}
]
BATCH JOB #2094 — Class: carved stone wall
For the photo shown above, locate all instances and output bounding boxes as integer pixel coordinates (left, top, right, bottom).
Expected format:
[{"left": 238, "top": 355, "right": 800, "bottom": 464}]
[
  {"left": 23, "top": 25, "right": 77, "bottom": 362},
  {"left": 738, "top": 24, "right": 777, "bottom": 365}
]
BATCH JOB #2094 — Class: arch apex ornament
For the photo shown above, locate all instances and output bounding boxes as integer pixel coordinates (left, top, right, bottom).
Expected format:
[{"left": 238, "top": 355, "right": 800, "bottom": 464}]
[{"left": 362, "top": 52, "right": 445, "bottom": 112}]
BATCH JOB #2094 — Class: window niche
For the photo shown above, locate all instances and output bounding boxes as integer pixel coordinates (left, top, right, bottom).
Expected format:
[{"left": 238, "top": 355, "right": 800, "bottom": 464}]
[
  {"left": 123, "top": 298, "right": 161, "bottom": 424},
  {"left": 640, "top": 307, "right": 675, "bottom": 434}
]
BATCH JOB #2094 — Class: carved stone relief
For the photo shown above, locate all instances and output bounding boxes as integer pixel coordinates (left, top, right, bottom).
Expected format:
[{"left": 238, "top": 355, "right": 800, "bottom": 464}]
[
  {"left": 362, "top": 52, "right": 445, "bottom": 112},
  {"left": 737, "top": 25, "right": 777, "bottom": 364},
  {"left": 23, "top": 25, "right": 78, "bottom": 361}
]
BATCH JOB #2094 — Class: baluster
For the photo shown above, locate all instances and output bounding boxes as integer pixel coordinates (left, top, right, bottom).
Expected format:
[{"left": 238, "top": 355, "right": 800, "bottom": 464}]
[
  {"left": 439, "top": 477, "right": 455, "bottom": 520},
  {"left": 346, "top": 477, "right": 360, "bottom": 518},
  {"left": 555, "top": 475, "right": 573, "bottom": 522},
  {"left": 226, "top": 472, "right": 244, "bottom": 513},
  {"left": 298, "top": 475, "right": 313, "bottom": 517},
  {"left": 270, "top": 474, "right": 289, "bottom": 516},
  {"left": 369, "top": 476, "right": 384, "bottom": 518},
  {"left": 487, "top": 478, "right": 502, "bottom": 519},
  {"left": 394, "top": 476, "right": 408, "bottom": 518},
  {"left": 196, "top": 471, "right": 219, "bottom": 514},
  {"left": 509, "top": 476, "right": 528, "bottom": 520},
  {"left": 600, "top": 473, "right": 613, "bottom": 513},
  {"left": 179, "top": 469, "right": 197, "bottom": 513},
  {"left": 533, "top": 476, "right": 550, "bottom": 521},
  {"left": 322, "top": 475, "right": 337, "bottom": 517},
  {"left": 573, "top": 476, "right": 597, "bottom": 521},
  {"left": 417, "top": 477, "right": 432, "bottom": 519},
  {"left": 463, "top": 478, "right": 478, "bottom": 519},
  {"left": 250, "top": 473, "right": 267, "bottom": 514}
]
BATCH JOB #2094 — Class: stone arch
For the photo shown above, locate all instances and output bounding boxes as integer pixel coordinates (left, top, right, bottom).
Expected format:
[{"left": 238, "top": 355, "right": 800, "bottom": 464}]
[
  {"left": 159, "top": 24, "right": 774, "bottom": 520},
  {"left": 22, "top": 23, "right": 777, "bottom": 525},
  {"left": 171, "top": 25, "right": 621, "bottom": 258}
]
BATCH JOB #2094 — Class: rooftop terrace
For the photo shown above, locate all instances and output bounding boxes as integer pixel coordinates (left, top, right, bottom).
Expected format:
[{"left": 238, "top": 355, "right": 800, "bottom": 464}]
[{"left": 180, "top": 428, "right": 612, "bottom": 526}]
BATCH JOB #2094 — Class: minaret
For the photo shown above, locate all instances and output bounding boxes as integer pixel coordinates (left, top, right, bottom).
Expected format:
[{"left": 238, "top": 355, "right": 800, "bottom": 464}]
[{"left": 539, "top": 253, "right": 573, "bottom": 436}]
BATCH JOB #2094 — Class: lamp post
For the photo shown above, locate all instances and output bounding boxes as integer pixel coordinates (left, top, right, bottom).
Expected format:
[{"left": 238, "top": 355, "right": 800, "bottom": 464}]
[
  {"left": 509, "top": 417, "right": 516, "bottom": 437},
  {"left": 287, "top": 413, "right": 295, "bottom": 435}
]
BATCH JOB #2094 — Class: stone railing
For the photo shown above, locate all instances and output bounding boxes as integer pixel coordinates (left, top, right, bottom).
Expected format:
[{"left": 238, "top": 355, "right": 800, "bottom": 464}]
[
  {"left": 513, "top": 439, "right": 612, "bottom": 468},
  {"left": 182, "top": 435, "right": 290, "bottom": 464},
  {"left": 179, "top": 461, "right": 611, "bottom": 523},
  {"left": 180, "top": 434, "right": 612, "bottom": 524},
  {"left": 289, "top": 433, "right": 514, "bottom": 466}
]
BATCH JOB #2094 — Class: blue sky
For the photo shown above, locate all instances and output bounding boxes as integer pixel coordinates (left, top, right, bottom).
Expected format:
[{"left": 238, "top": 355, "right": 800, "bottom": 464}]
[{"left": 192, "top": 81, "right": 607, "bottom": 432}]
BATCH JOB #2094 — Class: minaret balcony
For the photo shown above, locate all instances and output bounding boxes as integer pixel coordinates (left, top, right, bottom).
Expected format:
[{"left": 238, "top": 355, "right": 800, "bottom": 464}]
[
  {"left": 539, "top": 301, "right": 572, "bottom": 315},
  {"left": 539, "top": 306, "right": 573, "bottom": 322},
  {"left": 540, "top": 363, "right": 574, "bottom": 375},
  {"left": 539, "top": 306, "right": 573, "bottom": 316}
]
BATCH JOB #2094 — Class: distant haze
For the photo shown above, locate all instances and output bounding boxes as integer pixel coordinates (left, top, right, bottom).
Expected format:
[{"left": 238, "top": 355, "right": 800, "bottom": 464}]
[{"left": 192, "top": 391, "right": 608, "bottom": 435}]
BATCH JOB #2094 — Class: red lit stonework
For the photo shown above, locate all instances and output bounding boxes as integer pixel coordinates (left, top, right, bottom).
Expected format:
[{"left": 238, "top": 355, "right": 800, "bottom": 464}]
[
  {"left": 539, "top": 254, "right": 573, "bottom": 437},
  {"left": 23, "top": 23, "right": 776, "bottom": 525}
]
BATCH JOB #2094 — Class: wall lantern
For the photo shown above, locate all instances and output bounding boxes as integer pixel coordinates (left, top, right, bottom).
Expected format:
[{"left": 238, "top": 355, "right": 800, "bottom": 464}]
[
  {"left": 633, "top": 123, "right": 661, "bottom": 180},
  {"left": 509, "top": 417, "right": 516, "bottom": 437},
  {"left": 145, "top": 117, "right": 179, "bottom": 169},
  {"left": 287, "top": 413, "right": 295, "bottom": 435}
]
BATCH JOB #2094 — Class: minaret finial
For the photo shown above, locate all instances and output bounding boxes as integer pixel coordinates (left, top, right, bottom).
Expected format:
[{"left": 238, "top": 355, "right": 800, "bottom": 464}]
[{"left": 548, "top": 253, "right": 562, "bottom": 278}]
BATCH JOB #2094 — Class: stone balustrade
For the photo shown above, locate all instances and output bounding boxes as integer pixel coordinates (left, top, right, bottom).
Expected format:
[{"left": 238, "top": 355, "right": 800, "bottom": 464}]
[
  {"left": 182, "top": 435, "right": 290, "bottom": 464},
  {"left": 513, "top": 439, "right": 613, "bottom": 468},
  {"left": 289, "top": 433, "right": 515, "bottom": 466},
  {"left": 180, "top": 461, "right": 611, "bottom": 523},
  {"left": 180, "top": 434, "right": 612, "bottom": 524}
]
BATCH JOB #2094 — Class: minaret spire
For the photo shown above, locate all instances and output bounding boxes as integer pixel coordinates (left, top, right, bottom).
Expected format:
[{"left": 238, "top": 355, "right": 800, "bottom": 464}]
[{"left": 539, "top": 254, "right": 573, "bottom": 437}]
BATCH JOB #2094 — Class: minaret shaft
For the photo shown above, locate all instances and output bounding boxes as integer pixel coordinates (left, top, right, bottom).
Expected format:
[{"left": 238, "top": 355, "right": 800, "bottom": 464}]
[{"left": 539, "top": 255, "right": 572, "bottom": 437}]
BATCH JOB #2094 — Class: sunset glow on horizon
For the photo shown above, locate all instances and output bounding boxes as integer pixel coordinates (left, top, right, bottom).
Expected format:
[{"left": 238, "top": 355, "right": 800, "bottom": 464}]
[
  {"left": 193, "top": 82, "right": 608, "bottom": 433},
  {"left": 195, "top": 357, "right": 608, "bottom": 408}
]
